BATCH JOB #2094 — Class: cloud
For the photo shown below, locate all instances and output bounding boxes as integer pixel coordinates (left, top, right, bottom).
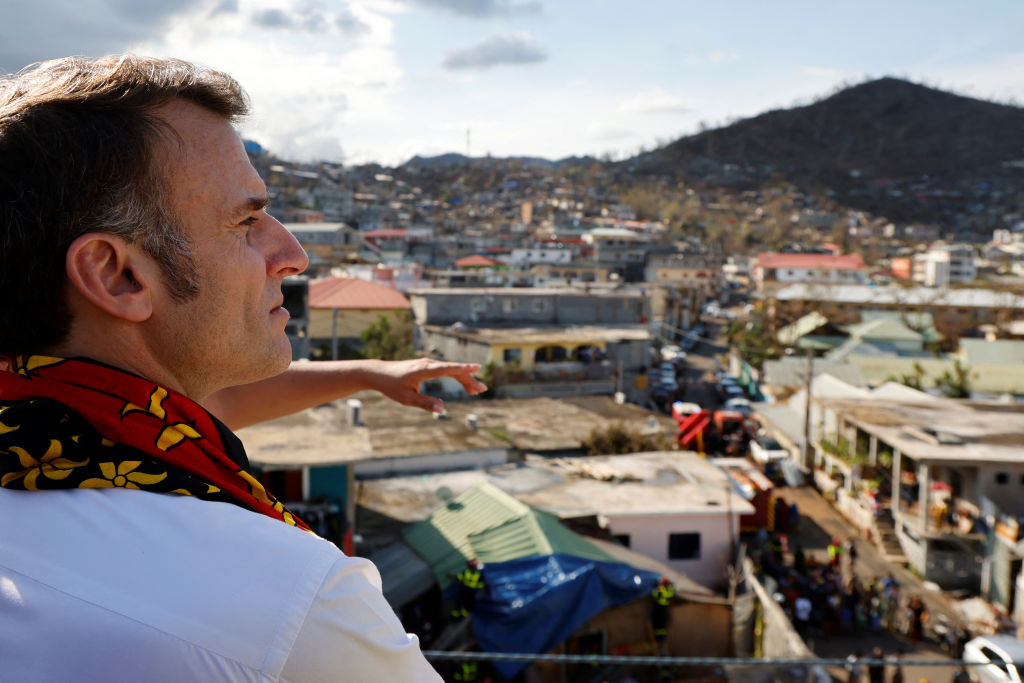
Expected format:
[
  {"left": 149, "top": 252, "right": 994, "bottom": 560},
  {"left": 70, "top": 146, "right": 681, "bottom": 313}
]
[
  {"left": 0, "top": 0, "right": 203, "bottom": 74},
  {"left": 619, "top": 88, "right": 690, "bottom": 115},
  {"left": 410, "top": 0, "right": 541, "bottom": 18},
  {"left": 252, "top": 7, "right": 293, "bottom": 28},
  {"left": 250, "top": 6, "right": 337, "bottom": 33},
  {"left": 443, "top": 33, "right": 547, "bottom": 70},
  {"left": 336, "top": 9, "right": 372, "bottom": 37},
  {"left": 210, "top": 0, "right": 238, "bottom": 16}
]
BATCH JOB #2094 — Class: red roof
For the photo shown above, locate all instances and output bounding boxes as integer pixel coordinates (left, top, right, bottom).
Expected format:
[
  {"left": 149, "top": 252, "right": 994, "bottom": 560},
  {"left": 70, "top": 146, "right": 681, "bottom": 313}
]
[
  {"left": 757, "top": 253, "right": 867, "bottom": 270},
  {"left": 455, "top": 254, "right": 504, "bottom": 267},
  {"left": 309, "top": 276, "right": 411, "bottom": 310}
]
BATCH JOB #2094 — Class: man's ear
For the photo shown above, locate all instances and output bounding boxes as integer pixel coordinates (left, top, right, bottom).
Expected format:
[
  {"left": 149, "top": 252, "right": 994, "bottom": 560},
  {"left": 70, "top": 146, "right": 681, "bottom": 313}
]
[{"left": 65, "top": 233, "right": 157, "bottom": 323}]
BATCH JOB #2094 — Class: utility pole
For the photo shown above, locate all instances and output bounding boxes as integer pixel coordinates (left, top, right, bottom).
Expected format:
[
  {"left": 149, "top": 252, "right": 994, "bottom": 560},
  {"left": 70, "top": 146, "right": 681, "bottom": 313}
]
[{"left": 802, "top": 347, "right": 814, "bottom": 469}]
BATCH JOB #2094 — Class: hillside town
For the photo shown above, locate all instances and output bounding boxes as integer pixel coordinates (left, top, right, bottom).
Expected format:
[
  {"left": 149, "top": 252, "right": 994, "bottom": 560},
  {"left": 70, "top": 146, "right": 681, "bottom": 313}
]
[{"left": 233, "top": 134, "right": 1024, "bottom": 682}]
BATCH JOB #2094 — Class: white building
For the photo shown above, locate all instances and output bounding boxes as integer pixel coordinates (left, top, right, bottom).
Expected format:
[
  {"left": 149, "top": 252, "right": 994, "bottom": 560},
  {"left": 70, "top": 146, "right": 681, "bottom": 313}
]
[
  {"left": 505, "top": 246, "right": 573, "bottom": 267},
  {"left": 912, "top": 244, "right": 977, "bottom": 287}
]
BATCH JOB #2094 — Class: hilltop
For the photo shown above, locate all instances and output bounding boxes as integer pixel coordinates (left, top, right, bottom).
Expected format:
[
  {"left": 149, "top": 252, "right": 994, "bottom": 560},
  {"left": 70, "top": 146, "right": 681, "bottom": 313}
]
[{"left": 627, "top": 77, "right": 1024, "bottom": 227}]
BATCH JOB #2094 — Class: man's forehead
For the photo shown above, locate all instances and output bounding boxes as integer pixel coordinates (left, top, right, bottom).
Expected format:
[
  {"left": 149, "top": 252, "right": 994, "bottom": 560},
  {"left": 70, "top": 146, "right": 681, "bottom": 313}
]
[{"left": 155, "top": 99, "right": 264, "bottom": 205}]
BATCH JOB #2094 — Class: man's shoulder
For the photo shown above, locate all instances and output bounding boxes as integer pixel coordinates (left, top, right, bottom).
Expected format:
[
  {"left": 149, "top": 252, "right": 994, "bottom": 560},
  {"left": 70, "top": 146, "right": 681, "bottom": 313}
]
[{"left": 0, "top": 487, "right": 377, "bottom": 677}]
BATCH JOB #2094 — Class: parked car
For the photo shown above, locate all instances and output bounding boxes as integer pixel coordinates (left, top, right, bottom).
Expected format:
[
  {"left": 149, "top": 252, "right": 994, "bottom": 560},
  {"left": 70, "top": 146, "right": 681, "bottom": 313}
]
[
  {"left": 963, "top": 634, "right": 1024, "bottom": 683},
  {"left": 660, "top": 345, "right": 686, "bottom": 363},
  {"left": 724, "top": 397, "right": 753, "bottom": 415},
  {"left": 749, "top": 435, "right": 789, "bottom": 465}
]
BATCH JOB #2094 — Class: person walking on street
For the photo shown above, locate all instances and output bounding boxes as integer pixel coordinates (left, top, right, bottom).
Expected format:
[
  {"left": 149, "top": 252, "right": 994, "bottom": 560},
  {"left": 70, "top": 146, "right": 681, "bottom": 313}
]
[{"left": 867, "top": 646, "right": 885, "bottom": 683}]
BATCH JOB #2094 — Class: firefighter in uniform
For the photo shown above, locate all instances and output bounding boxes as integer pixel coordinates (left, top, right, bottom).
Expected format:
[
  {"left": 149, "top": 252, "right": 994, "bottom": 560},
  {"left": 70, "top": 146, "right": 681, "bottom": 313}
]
[
  {"left": 650, "top": 576, "right": 675, "bottom": 648},
  {"left": 452, "top": 559, "right": 485, "bottom": 620}
]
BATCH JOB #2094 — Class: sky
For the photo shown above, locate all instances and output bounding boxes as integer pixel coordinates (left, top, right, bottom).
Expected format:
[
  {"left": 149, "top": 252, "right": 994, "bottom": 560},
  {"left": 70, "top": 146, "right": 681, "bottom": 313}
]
[{"left": 2, "top": 1, "right": 1024, "bottom": 166}]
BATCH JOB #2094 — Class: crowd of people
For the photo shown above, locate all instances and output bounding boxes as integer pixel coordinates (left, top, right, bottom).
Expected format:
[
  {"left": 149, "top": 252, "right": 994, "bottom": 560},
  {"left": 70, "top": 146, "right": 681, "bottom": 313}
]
[{"left": 753, "top": 529, "right": 975, "bottom": 683}]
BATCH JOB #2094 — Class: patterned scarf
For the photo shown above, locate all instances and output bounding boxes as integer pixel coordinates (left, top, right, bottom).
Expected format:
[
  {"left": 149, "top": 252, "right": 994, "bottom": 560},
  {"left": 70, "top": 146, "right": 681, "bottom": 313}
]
[{"left": 0, "top": 355, "right": 310, "bottom": 532}]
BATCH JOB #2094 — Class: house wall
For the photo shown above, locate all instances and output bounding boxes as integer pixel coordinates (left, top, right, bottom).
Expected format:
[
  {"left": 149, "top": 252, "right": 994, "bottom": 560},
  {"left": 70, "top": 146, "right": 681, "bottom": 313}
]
[
  {"left": 353, "top": 448, "right": 510, "bottom": 478},
  {"left": 581, "top": 599, "right": 732, "bottom": 658},
  {"left": 309, "top": 465, "right": 349, "bottom": 502},
  {"left": 309, "top": 308, "right": 410, "bottom": 343},
  {"left": 606, "top": 513, "right": 737, "bottom": 591},
  {"left": 411, "top": 290, "right": 648, "bottom": 327},
  {"left": 417, "top": 330, "right": 492, "bottom": 366},
  {"left": 844, "top": 357, "right": 1024, "bottom": 395},
  {"left": 975, "top": 463, "right": 1024, "bottom": 517}
]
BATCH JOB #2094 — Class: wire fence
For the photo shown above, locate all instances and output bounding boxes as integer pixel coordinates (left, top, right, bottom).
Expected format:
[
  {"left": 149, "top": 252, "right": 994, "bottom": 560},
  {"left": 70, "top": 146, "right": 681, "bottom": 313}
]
[{"left": 423, "top": 650, "right": 997, "bottom": 669}]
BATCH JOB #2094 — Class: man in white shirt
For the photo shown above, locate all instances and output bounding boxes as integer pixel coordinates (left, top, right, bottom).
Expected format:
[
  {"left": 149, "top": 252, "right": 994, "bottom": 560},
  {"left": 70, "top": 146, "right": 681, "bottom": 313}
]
[{"left": 0, "top": 54, "right": 485, "bottom": 682}]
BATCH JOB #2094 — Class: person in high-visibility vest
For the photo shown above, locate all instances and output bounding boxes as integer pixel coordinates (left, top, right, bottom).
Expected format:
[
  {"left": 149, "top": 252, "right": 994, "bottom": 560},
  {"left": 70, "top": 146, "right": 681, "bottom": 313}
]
[
  {"left": 452, "top": 559, "right": 485, "bottom": 620},
  {"left": 453, "top": 660, "right": 479, "bottom": 682},
  {"left": 650, "top": 576, "right": 675, "bottom": 645}
]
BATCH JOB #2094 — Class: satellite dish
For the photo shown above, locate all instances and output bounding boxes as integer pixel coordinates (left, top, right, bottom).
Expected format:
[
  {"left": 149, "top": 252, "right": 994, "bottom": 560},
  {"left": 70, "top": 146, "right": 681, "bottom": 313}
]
[{"left": 436, "top": 486, "right": 454, "bottom": 503}]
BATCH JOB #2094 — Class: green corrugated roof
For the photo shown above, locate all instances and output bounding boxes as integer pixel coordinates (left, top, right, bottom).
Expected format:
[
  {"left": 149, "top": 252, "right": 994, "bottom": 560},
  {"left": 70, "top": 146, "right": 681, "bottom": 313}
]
[
  {"left": 847, "top": 316, "right": 923, "bottom": 342},
  {"left": 777, "top": 311, "right": 830, "bottom": 346},
  {"left": 402, "top": 481, "right": 616, "bottom": 589},
  {"left": 858, "top": 310, "right": 942, "bottom": 342}
]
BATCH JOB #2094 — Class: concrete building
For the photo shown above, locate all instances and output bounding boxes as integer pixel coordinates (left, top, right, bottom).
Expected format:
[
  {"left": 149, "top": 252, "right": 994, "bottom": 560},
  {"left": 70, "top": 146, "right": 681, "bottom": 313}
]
[
  {"left": 912, "top": 243, "right": 977, "bottom": 287},
  {"left": 753, "top": 253, "right": 869, "bottom": 293},
  {"left": 409, "top": 287, "right": 652, "bottom": 402},
  {"left": 771, "top": 283, "right": 1024, "bottom": 339}
]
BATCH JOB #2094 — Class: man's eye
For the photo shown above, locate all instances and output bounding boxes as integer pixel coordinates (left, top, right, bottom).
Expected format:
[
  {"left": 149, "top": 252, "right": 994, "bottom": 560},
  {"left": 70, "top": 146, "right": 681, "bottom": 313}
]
[{"left": 240, "top": 216, "right": 259, "bottom": 227}]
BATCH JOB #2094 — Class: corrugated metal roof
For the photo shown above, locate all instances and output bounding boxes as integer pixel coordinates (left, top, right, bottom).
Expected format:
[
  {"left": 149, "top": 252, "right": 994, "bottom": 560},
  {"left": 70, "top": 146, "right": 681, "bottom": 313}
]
[
  {"left": 367, "top": 542, "right": 434, "bottom": 609},
  {"left": 403, "top": 481, "right": 614, "bottom": 589},
  {"left": 776, "top": 311, "right": 829, "bottom": 346},
  {"left": 847, "top": 316, "right": 924, "bottom": 342}
]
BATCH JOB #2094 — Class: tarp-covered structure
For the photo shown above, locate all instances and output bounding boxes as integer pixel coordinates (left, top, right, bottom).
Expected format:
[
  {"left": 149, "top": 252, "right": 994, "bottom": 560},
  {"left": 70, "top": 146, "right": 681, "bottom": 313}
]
[{"left": 403, "top": 481, "right": 661, "bottom": 679}]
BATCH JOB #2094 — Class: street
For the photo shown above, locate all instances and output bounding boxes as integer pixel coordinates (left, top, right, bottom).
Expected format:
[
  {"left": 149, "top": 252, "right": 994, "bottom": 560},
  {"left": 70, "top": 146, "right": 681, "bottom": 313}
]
[{"left": 673, "top": 314, "right": 963, "bottom": 683}]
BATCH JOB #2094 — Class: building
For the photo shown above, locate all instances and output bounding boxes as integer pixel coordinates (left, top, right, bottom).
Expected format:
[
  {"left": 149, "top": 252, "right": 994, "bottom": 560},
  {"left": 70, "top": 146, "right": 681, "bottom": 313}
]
[
  {"left": 409, "top": 287, "right": 652, "bottom": 402},
  {"left": 308, "top": 276, "right": 412, "bottom": 359},
  {"left": 644, "top": 254, "right": 723, "bottom": 294},
  {"left": 912, "top": 243, "right": 977, "bottom": 287},
  {"left": 284, "top": 222, "right": 358, "bottom": 274},
  {"left": 753, "top": 253, "right": 869, "bottom": 293},
  {"left": 771, "top": 283, "right": 1024, "bottom": 339}
]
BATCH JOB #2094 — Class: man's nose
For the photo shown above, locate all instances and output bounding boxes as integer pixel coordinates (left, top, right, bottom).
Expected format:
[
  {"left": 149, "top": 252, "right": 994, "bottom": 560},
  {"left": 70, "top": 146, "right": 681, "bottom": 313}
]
[{"left": 263, "top": 215, "right": 309, "bottom": 277}]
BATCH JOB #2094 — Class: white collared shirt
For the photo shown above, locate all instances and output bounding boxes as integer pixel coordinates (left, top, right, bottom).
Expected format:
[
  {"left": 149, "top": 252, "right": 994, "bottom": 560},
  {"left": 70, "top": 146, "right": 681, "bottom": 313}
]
[{"left": 0, "top": 487, "right": 441, "bottom": 682}]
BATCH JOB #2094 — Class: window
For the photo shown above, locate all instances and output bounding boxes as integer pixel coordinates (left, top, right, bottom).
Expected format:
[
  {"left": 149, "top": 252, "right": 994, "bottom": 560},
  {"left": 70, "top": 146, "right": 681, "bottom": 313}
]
[
  {"left": 502, "top": 298, "right": 517, "bottom": 313},
  {"left": 503, "top": 348, "right": 522, "bottom": 364},
  {"left": 668, "top": 532, "right": 701, "bottom": 560},
  {"left": 532, "top": 299, "right": 550, "bottom": 313},
  {"left": 996, "top": 472, "right": 1009, "bottom": 485},
  {"left": 471, "top": 297, "right": 487, "bottom": 313}
]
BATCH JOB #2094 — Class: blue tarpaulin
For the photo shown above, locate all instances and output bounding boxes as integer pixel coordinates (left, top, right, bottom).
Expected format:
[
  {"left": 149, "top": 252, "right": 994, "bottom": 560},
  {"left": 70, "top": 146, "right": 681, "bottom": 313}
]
[{"left": 450, "top": 553, "right": 660, "bottom": 679}]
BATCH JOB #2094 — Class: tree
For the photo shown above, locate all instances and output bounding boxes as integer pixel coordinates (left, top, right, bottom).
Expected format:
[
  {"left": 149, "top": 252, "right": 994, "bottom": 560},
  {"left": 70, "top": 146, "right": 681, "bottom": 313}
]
[
  {"left": 890, "top": 362, "right": 926, "bottom": 391},
  {"left": 934, "top": 360, "right": 975, "bottom": 399},
  {"left": 360, "top": 312, "right": 415, "bottom": 360}
]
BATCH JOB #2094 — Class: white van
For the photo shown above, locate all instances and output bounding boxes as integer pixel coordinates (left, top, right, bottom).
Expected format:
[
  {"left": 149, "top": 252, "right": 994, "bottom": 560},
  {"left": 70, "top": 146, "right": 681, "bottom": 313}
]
[{"left": 963, "top": 634, "right": 1024, "bottom": 683}]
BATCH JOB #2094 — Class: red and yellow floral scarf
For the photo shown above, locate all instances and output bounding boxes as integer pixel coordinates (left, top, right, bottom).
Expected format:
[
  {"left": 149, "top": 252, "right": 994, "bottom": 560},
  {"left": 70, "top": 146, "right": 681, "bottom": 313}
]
[{"left": 0, "top": 355, "right": 310, "bottom": 532}]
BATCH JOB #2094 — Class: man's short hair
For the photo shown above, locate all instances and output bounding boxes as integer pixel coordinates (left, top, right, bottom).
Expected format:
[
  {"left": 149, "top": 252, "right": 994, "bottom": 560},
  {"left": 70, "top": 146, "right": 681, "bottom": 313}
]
[{"left": 0, "top": 55, "right": 250, "bottom": 356}]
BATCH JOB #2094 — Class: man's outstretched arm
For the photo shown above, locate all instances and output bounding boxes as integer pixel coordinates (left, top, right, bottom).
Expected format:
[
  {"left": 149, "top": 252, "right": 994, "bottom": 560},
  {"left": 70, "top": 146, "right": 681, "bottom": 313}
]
[{"left": 203, "top": 358, "right": 486, "bottom": 430}]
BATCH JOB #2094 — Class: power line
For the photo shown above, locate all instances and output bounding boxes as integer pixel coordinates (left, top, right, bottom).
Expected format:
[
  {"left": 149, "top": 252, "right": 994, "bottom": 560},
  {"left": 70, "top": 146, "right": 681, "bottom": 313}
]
[{"left": 423, "top": 650, "right": 988, "bottom": 669}]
